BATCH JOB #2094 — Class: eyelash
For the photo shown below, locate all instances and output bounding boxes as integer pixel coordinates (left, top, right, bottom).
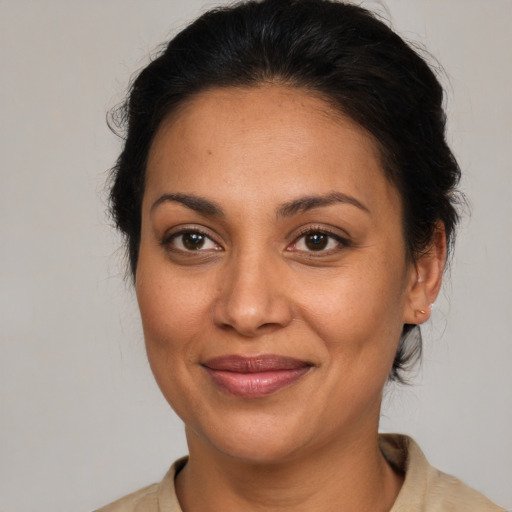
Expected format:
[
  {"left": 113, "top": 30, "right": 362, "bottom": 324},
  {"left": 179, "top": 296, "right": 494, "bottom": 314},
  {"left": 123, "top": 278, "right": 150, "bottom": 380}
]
[
  {"left": 161, "top": 229, "right": 219, "bottom": 254},
  {"left": 161, "top": 226, "right": 348, "bottom": 255},
  {"left": 287, "top": 227, "right": 348, "bottom": 254}
]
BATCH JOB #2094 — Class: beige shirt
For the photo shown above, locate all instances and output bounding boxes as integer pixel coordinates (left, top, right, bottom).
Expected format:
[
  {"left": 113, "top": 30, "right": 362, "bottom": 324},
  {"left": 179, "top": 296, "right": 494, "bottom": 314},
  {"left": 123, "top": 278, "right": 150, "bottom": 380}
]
[{"left": 95, "top": 434, "right": 504, "bottom": 512}]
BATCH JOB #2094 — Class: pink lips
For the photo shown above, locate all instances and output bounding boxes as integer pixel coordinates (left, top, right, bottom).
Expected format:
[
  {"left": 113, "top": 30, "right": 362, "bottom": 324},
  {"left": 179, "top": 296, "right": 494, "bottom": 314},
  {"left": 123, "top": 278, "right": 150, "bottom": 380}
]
[{"left": 202, "top": 355, "right": 312, "bottom": 398}]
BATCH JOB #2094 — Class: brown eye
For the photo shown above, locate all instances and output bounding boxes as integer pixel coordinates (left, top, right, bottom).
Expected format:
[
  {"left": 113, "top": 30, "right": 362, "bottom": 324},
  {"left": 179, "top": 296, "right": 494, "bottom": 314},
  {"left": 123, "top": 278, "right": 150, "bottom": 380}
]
[
  {"left": 183, "top": 233, "right": 206, "bottom": 250},
  {"left": 290, "top": 230, "right": 344, "bottom": 253},
  {"left": 167, "top": 231, "right": 220, "bottom": 252},
  {"left": 305, "top": 233, "right": 328, "bottom": 251}
]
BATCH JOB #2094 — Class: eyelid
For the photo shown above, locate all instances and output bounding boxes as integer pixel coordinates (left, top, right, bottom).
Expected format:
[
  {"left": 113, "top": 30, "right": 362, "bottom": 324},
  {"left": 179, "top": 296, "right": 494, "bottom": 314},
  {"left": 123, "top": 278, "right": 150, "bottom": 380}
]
[
  {"left": 161, "top": 225, "right": 223, "bottom": 252},
  {"left": 160, "top": 223, "right": 350, "bottom": 254},
  {"left": 287, "top": 225, "right": 350, "bottom": 253},
  {"left": 291, "top": 224, "right": 350, "bottom": 242}
]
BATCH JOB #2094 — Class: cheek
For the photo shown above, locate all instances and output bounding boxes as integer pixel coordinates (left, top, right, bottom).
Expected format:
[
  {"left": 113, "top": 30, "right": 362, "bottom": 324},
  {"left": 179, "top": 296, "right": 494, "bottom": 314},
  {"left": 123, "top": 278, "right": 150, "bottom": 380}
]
[
  {"left": 297, "top": 255, "right": 407, "bottom": 363},
  {"left": 138, "top": 286, "right": 200, "bottom": 346},
  {"left": 135, "top": 256, "right": 210, "bottom": 389},
  {"left": 136, "top": 250, "right": 209, "bottom": 343},
  {"left": 135, "top": 256, "right": 212, "bottom": 417}
]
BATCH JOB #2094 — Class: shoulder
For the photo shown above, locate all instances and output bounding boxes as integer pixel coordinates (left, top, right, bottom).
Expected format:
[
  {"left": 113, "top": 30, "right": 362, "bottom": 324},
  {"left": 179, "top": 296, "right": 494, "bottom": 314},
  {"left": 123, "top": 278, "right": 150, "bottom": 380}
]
[
  {"left": 421, "top": 469, "right": 504, "bottom": 512},
  {"left": 93, "top": 457, "right": 187, "bottom": 512},
  {"left": 380, "top": 434, "right": 505, "bottom": 512},
  {"left": 94, "top": 483, "right": 160, "bottom": 512}
]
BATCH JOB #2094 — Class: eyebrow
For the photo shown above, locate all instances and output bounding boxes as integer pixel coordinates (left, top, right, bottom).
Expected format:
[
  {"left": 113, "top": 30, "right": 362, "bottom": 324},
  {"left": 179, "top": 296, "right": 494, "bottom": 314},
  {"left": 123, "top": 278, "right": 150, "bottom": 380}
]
[
  {"left": 150, "top": 191, "right": 369, "bottom": 218},
  {"left": 151, "top": 193, "right": 224, "bottom": 217},
  {"left": 276, "top": 191, "right": 370, "bottom": 217}
]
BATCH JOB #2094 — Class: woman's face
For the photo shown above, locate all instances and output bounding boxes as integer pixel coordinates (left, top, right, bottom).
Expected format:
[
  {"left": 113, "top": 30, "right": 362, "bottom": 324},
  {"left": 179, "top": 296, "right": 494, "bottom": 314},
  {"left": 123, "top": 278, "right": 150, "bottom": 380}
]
[{"left": 137, "top": 86, "right": 419, "bottom": 463}]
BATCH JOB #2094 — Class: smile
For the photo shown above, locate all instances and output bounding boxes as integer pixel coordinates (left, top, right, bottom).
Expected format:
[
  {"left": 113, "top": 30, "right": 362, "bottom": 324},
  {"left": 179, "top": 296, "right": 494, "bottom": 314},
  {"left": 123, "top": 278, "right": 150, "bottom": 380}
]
[{"left": 202, "top": 355, "right": 312, "bottom": 398}]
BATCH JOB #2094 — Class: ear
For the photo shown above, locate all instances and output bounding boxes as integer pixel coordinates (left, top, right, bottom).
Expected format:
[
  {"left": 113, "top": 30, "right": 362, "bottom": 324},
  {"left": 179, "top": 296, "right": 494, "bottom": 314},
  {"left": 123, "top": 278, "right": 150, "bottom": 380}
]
[{"left": 403, "top": 222, "right": 447, "bottom": 325}]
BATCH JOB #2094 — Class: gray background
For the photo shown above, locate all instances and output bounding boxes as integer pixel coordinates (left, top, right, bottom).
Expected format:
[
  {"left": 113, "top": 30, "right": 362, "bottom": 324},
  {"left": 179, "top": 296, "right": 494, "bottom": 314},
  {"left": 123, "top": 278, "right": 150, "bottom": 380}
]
[{"left": 1, "top": 0, "right": 511, "bottom": 510}]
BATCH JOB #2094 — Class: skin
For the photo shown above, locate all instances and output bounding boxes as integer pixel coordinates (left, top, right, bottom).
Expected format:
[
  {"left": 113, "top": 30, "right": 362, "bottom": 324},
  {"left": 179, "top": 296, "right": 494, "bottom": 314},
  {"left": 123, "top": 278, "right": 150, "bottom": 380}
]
[{"left": 136, "top": 85, "right": 445, "bottom": 511}]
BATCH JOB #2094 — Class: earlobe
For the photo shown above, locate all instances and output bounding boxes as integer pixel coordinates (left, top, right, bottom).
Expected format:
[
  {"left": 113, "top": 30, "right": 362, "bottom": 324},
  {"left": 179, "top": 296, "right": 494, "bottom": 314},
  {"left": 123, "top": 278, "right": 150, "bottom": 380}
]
[{"left": 403, "top": 223, "right": 447, "bottom": 325}]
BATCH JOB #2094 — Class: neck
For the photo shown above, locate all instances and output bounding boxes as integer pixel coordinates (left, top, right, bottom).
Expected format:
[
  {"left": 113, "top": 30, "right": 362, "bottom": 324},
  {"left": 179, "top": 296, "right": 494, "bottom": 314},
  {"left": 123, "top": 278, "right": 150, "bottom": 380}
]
[{"left": 175, "top": 426, "right": 403, "bottom": 512}]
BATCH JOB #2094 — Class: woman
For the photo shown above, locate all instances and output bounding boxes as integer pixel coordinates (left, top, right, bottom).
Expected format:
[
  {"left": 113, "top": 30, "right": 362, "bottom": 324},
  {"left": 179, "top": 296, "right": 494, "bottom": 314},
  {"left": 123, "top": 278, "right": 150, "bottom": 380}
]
[{"left": 97, "top": 0, "right": 503, "bottom": 510}]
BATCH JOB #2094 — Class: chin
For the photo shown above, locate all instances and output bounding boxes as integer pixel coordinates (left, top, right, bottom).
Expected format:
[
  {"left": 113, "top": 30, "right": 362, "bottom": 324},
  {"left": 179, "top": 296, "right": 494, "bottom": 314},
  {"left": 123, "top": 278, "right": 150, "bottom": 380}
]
[
  {"left": 215, "top": 435, "right": 308, "bottom": 465},
  {"left": 187, "top": 409, "right": 322, "bottom": 465}
]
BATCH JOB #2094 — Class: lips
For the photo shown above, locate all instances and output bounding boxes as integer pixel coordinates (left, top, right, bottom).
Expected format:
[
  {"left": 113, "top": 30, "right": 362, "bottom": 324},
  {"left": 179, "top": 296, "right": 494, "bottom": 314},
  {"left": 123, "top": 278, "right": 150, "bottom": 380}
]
[{"left": 202, "top": 355, "right": 312, "bottom": 398}]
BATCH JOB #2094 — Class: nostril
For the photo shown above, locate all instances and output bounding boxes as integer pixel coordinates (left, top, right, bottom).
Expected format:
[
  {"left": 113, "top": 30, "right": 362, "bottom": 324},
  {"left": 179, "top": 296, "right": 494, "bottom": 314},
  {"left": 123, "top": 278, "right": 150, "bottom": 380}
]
[
  {"left": 211, "top": 272, "right": 294, "bottom": 336},
  {"left": 215, "top": 316, "right": 287, "bottom": 338},
  {"left": 258, "top": 322, "right": 283, "bottom": 334}
]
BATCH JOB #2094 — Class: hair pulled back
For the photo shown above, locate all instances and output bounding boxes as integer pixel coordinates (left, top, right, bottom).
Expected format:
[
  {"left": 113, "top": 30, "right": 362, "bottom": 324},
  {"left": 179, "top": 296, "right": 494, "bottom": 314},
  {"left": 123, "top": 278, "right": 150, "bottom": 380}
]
[{"left": 109, "top": 0, "right": 461, "bottom": 382}]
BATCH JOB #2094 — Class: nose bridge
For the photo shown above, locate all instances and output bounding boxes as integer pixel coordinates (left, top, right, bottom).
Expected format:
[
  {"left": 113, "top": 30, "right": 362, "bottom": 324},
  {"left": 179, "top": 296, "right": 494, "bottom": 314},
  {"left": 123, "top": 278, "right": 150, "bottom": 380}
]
[{"left": 213, "top": 244, "right": 292, "bottom": 336}]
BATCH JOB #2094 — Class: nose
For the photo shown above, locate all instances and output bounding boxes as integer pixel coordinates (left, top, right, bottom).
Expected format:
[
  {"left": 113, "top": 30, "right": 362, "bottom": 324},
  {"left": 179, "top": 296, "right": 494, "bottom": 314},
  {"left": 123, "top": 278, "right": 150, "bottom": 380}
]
[{"left": 212, "top": 253, "right": 294, "bottom": 337}]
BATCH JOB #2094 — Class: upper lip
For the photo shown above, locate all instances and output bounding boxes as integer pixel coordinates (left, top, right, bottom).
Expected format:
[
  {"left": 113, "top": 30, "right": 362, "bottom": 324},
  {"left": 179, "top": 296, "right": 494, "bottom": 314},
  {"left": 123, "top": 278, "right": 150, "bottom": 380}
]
[{"left": 202, "top": 355, "right": 311, "bottom": 373}]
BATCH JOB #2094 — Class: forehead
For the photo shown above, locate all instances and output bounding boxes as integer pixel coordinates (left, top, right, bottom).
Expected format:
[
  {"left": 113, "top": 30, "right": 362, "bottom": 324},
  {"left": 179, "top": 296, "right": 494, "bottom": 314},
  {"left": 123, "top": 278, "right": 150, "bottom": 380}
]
[{"left": 145, "top": 85, "right": 399, "bottom": 216}]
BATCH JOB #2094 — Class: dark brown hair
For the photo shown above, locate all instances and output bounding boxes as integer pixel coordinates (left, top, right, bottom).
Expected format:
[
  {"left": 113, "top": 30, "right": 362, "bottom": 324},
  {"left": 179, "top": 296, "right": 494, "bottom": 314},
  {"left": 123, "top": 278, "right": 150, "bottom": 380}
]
[{"left": 109, "top": 0, "right": 461, "bottom": 381}]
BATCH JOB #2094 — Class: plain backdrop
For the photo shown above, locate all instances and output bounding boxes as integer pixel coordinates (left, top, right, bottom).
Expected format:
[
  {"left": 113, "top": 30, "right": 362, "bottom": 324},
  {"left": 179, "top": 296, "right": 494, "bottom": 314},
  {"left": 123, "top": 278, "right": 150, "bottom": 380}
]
[{"left": 1, "top": 1, "right": 511, "bottom": 511}]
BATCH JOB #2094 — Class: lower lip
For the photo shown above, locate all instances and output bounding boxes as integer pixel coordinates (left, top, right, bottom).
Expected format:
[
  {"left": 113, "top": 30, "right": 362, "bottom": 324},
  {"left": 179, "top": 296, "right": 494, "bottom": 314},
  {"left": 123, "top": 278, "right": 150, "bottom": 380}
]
[{"left": 204, "top": 367, "right": 311, "bottom": 398}]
